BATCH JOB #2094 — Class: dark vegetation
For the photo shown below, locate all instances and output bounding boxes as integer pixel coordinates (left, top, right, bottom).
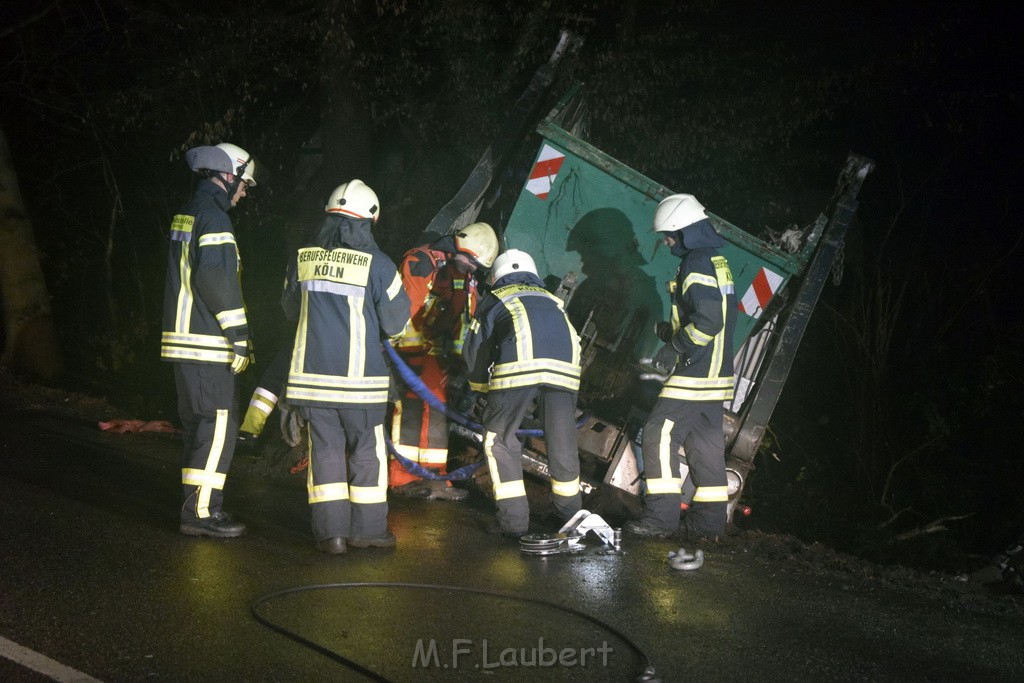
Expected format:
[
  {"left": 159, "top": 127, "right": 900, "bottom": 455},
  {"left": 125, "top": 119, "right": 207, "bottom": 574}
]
[{"left": 2, "top": 0, "right": 1021, "bottom": 571}]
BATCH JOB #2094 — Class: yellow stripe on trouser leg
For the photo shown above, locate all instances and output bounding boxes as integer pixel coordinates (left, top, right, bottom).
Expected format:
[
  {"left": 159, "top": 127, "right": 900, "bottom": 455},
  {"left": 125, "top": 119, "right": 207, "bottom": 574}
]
[
  {"left": 352, "top": 426, "right": 387, "bottom": 504},
  {"left": 390, "top": 399, "right": 405, "bottom": 445},
  {"left": 181, "top": 408, "right": 229, "bottom": 518},
  {"left": 645, "top": 418, "right": 683, "bottom": 494},
  {"left": 305, "top": 439, "right": 316, "bottom": 500},
  {"left": 551, "top": 477, "right": 580, "bottom": 498},
  {"left": 484, "top": 432, "right": 527, "bottom": 501},
  {"left": 305, "top": 437, "right": 351, "bottom": 503},
  {"left": 392, "top": 398, "right": 445, "bottom": 464},
  {"left": 417, "top": 448, "right": 449, "bottom": 466},
  {"left": 181, "top": 469, "right": 227, "bottom": 488},
  {"left": 350, "top": 486, "right": 387, "bottom": 504},
  {"left": 309, "top": 482, "right": 350, "bottom": 503},
  {"left": 375, "top": 425, "right": 388, "bottom": 488},
  {"left": 494, "top": 480, "right": 527, "bottom": 500},
  {"left": 692, "top": 485, "right": 729, "bottom": 502}
]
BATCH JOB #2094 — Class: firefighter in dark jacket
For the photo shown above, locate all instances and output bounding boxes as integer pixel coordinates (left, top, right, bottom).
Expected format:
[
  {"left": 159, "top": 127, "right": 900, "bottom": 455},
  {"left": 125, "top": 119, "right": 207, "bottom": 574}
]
[
  {"left": 624, "top": 193, "right": 737, "bottom": 540},
  {"left": 281, "top": 180, "right": 411, "bottom": 554},
  {"left": 463, "top": 249, "right": 583, "bottom": 537},
  {"left": 161, "top": 142, "right": 257, "bottom": 538}
]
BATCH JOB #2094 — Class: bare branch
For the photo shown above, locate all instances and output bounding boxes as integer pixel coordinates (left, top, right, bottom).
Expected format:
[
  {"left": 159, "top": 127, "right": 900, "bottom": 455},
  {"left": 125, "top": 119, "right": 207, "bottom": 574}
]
[
  {"left": 893, "top": 514, "right": 974, "bottom": 542},
  {"left": 879, "top": 434, "right": 947, "bottom": 510},
  {"left": 0, "top": 2, "right": 60, "bottom": 40},
  {"left": 878, "top": 506, "right": 915, "bottom": 529}
]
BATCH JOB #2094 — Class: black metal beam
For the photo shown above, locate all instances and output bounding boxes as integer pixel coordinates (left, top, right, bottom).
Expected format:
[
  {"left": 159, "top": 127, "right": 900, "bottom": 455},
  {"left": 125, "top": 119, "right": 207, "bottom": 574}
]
[{"left": 728, "top": 154, "right": 875, "bottom": 466}]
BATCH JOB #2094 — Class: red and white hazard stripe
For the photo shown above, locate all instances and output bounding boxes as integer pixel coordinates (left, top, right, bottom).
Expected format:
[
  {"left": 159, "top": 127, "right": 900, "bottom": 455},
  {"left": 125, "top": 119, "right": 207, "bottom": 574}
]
[
  {"left": 524, "top": 144, "right": 566, "bottom": 200},
  {"left": 738, "top": 267, "right": 784, "bottom": 318}
]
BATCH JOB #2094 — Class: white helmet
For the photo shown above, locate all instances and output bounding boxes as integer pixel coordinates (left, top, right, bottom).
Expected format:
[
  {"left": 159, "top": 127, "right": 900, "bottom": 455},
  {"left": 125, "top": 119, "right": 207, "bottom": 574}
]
[
  {"left": 653, "top": 193, "right": 706, "bottom": 233},
  {"left": 490, "top": 249, "right": 537, "bottom": 284},
  {"left": 454, "top": 222, "right": 499, "bottom": 268},
  {"left": 186, "top": 142, "right": 257, "bottom": 186},
  {"left": 325, "top": 179, "right": 379, "bottom": 221},
  {"left": 215, "top": 142, "right": 257, "bottom": 186}
]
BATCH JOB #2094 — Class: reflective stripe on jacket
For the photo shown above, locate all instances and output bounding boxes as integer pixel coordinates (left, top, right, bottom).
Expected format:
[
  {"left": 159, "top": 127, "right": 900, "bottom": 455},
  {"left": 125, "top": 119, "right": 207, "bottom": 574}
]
[
  {"left": 161, "top": 180, "right": 249, "bottom": 364},
  {"left": 463, "top": 272, "right": 582, "bottom": 393},
  {"left": 282, "top": 242, "right": 411, "bottom": 408},
  {"left": 660, "top": 246, "right": 737, "bottom": 402}
]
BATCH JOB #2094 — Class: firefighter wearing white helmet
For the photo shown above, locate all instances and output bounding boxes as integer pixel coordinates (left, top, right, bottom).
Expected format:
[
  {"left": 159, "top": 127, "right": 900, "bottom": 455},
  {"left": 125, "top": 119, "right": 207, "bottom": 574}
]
[
  {"left": 489, "top": 248, "right": 537, "bottom": 284},
  {"left": 624, "top": 193, "right": 738, "bottom": 542},
  {"left": 388, "top": 221, "right": 499, "bottom": 501},
  {"left": 281, "top": 180, "right": 411, "bottom": 553},
  {"left": 161, "top": 142, "right": 260, "bottom": 539},
  {"left": 463, "top": 247, "right": 583, "bottom": 536},
  {"left": 652, "top": 192, "right": 706, "bottom": 233},
  {"left": 185, "top": 142, "right": 257, "bottom": 207},
  {"left": 324, "top": 179, "right": 379, "bottom": 221},
  {"left": 214, "top": 142, "right": 257, "bottom": 186},
  {"left": 235, "top": 179, "right": 381, "bottom": 455}
]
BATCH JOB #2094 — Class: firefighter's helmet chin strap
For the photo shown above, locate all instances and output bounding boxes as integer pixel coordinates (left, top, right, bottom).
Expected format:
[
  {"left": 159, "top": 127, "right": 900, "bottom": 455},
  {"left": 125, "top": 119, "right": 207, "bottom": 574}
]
[{"left": 220, "top": 156, "right": 252, "bottom": 200}]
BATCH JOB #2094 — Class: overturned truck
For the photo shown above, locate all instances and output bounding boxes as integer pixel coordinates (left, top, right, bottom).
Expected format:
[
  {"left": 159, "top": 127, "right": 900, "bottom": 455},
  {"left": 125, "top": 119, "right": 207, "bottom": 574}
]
[{"left": 424, "top": 32, "right": 874, "bottom": 522}]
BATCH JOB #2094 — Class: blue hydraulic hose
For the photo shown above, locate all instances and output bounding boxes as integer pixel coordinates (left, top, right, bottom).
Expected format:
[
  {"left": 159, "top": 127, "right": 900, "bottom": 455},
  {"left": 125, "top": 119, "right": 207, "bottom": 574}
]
[
  {"left": 384, "top": 340, "right": 486, "bottom": 432},
  {"left": 385, "top": 434, "right": 482, "bottom": 482},
  {"left": 384, "top": 340, "right": 588, "bottom": 438},
  {"left": 384, "top": 340, "right": 589, "bottom": 482},
  {"left": 383, "top": 340, "right": 486, "bottom": 482}
]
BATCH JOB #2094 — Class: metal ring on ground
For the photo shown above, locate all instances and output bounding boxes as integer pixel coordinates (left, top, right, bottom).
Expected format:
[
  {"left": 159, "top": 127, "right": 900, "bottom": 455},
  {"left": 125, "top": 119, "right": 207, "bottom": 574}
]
[{"left": 668, "top": 548, "right": 705, "bottom": 571}]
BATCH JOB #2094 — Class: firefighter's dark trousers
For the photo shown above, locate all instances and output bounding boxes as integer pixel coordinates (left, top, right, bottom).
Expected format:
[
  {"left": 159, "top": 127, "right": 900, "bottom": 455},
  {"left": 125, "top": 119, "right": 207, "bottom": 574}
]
[
  {"left": 482, "top": 387, "right": 582, "bottom": 533},
  {"left": 174, "top": 362, "right": 239, "bottom": 522},
  {"left": 300, "top": 405, "right": 389, "bottom": 541},
  {"left": 640, "top": 398, "right": 728, "bottom": 536}
]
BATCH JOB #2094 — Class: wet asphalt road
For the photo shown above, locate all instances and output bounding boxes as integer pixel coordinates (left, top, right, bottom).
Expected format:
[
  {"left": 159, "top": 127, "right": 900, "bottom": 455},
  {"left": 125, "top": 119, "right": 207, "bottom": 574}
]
[{"left": 2, "top": 408, "right": 1023, "bottom": 682}]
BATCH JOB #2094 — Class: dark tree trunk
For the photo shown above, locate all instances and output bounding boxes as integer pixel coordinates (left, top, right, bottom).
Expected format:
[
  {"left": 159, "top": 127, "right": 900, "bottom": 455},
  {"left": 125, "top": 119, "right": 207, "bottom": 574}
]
[{"left": 0, "top": 124, "right": 64, "bottom": 380}]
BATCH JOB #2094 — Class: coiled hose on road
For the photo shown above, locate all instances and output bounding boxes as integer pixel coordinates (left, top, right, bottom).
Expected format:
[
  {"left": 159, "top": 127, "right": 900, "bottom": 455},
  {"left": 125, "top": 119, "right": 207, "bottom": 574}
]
[{"left": 251, "top": 582, "right": 659, "bottom": 682}]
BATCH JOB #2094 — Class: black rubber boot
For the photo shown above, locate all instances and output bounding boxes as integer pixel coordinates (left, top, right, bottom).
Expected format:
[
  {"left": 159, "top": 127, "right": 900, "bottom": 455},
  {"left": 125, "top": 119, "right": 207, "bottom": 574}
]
[
  {"left": 316, "top": 537, "right": 348, "bottom": 554},
  {"left": 349, "top": 530, "right": 397, "bottom": 548},
  {"left": 179, "top": 511, "right": 247, "bottom": 538}
]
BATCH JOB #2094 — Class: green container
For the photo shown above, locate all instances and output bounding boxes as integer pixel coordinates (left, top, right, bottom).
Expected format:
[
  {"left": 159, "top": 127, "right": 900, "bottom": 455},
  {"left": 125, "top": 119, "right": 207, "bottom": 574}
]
[{"left": 504, "top": 110, "right": 816, "bottom": 362}]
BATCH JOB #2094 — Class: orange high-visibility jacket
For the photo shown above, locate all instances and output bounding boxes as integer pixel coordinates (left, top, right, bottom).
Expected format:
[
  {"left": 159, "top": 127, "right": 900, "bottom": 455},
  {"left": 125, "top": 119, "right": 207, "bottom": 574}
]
[{"left": 393, "top": 244, "right": 481, "bottom": 358}]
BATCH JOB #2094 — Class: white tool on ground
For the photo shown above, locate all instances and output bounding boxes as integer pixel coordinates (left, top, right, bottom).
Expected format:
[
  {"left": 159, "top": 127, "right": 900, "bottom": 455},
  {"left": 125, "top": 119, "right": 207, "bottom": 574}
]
[{"left": 519, "top": 510, "right": 622, "bottom": 555}]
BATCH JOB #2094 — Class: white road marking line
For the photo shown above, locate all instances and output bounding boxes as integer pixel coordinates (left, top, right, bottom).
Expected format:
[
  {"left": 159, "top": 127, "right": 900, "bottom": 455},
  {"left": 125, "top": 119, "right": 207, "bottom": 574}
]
[{"left": 0, "top": 636, "right": 103, "bottom": 682}]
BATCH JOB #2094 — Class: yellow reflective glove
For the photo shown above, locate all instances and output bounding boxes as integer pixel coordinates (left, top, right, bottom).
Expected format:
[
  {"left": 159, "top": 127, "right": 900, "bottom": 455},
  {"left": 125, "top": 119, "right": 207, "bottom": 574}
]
[{"left": 230, "top": 343, "right": 251, "bottom": 375}]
